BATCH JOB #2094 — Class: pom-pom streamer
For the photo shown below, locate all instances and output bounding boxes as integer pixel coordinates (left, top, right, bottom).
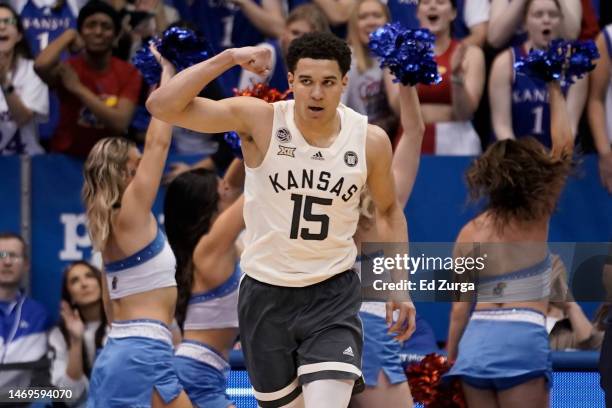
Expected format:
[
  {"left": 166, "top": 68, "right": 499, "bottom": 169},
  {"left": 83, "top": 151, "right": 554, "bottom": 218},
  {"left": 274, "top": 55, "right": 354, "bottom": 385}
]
[
  {"left": 369, "top": 23, "right": 441, "bottom": 86},
  {"left": 406, "top": 353, "right": 466, "bottom": 408},
  {"left": 514, "top": 39, "right": 599, "bottom": 86},
  {"left": 132, "top": 27, "right": 210, "bottom": 85}
]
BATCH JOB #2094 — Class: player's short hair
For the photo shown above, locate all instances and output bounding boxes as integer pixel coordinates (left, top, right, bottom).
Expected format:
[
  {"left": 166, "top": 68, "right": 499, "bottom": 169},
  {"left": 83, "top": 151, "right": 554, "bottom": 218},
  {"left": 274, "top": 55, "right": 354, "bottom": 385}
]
[{"left": 286, "top": 32, "right": 352, "bottom": 76}]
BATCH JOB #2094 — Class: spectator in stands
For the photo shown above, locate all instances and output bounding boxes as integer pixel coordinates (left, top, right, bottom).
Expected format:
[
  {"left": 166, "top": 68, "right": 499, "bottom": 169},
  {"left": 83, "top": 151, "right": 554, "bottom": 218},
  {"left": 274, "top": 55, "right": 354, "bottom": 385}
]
[
  {"left": 343, "top": 0, "right": 399, "bottom": 138},
  {"left": 489, "top": 0, "right": 588, "bottom": 149},
  {"left": 547, "top": 255, "right": 604, "bottom": 350},
  {"left": 239, "top": 3, "right": 331, "bottom": 94},
  {"left": 588, "top": 24, "right": 612, "bottom": 193},
  {"left": 0, "top": 232, "right": 50, "bottom": 389},
  {"left": 172, "top": 0, "right": 285, "bottom": 94},
  {"left": 384, "top": 0, "right": 491, "bottom": 48},
  {"left": 0, "top": 3, "right": 49, "bottom": 155},
  {"left": 488, "top": 0, "right": 582, "bottom": 49},
  {"left": 49, "top": 261, "right": 107, "bottom": 407},
  {"left": 34, "top": 0, "right": 141, "bottom": 158},
  {"left": 12, "top": 0, "right": 82, "bottom": 143},
  {"left": 413, "top": 0, "right": 485, "bottom": 155}
]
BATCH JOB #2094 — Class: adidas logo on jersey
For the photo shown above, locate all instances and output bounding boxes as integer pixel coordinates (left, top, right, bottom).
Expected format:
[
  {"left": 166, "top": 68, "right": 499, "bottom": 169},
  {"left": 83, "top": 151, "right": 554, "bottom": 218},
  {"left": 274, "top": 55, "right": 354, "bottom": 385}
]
[
  {"left": 343, "top": 347, "right": 354, "bottom": 357},
  {"left": 311, "top": 151, "right": 324, "bottom": 160}
]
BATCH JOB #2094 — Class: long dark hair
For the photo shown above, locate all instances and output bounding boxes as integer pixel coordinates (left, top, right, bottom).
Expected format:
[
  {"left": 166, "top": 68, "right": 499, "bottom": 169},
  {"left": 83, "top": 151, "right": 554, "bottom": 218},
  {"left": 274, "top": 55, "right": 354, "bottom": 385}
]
[
  {"left": 0, "top": 3, "right": 32, "bottom": 60},
  {"left": 58, "top": 261, "right": 107, "bottom": 378},
  {"left": 466, "top": 137, "right": 572, "bottom": 230},
  {"left": 164, "top": 168, "right": 220, "bottom": 328}
]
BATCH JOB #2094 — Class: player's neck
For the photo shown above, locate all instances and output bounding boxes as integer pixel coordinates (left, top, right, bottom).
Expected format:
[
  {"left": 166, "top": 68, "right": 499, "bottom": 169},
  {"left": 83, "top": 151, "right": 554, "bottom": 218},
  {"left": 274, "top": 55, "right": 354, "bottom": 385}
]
[{"left": 294, "top": 111, "right": 341, "bottom": 147}]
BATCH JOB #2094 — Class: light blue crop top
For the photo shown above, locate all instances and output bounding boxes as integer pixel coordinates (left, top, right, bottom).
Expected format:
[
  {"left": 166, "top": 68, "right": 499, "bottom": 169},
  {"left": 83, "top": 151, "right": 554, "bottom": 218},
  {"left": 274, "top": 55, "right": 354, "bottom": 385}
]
[
  {"left": 104, "top": 228, "right": 177, "bottom": 300},
  {"left": 183, "top": 265, "right": 241, "bottom": 330}
]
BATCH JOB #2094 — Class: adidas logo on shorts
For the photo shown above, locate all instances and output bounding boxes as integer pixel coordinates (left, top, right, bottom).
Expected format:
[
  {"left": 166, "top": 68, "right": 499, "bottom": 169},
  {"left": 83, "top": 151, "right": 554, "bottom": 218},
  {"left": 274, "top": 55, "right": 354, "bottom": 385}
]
[{"left": 343, "top": 346, "right": 354, "bottom": 357}]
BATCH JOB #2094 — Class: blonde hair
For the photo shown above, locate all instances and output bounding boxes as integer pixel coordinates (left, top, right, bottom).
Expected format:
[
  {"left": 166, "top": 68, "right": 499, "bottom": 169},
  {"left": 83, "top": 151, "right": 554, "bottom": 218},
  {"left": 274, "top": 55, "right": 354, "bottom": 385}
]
[
  {"left": 347, "top": 0, "right": 390, "bottom": 73},
  {"left": 82, "top": 138, "right": 135, "bottom": 251},
  {"left": 287, "top": 4, "right": 331, "bottom": 33}
]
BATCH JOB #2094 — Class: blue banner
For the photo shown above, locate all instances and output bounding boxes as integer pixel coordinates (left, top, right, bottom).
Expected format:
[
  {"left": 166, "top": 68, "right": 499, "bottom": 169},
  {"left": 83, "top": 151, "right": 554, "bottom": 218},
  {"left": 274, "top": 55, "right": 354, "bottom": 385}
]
[{"left": 0, "top": 156, "right": 21, "bottom": 235}]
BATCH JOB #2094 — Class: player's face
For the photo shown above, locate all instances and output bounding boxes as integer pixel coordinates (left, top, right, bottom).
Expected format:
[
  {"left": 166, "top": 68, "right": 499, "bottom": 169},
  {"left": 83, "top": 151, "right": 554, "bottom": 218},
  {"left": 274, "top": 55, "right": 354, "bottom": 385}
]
[
  {"left": 288, "top": 58, "right": 347, "bottom": 122},
  {"left": 0, "top": 238, "right": 27, "bottom": 289},
  {"left": 0, "top": 8, "right": 21, "bottom": 54},
  {"left": 525, "top": 0, "right": 561, "bottom": 49},
  {"left": 356, "top": 0, "right": 388, "bottom": 45},
  {"left": 417, "top": 0, "right": 456, "bottom": 36},
  {"left": 281, "top": 20, "right": 313, "bottom": 55},
  {"left": 66, "top": 263, "right": 101, "bottom": 307},
  {"left": 80, "top": 13, "right": 116, "bottom": 54}
]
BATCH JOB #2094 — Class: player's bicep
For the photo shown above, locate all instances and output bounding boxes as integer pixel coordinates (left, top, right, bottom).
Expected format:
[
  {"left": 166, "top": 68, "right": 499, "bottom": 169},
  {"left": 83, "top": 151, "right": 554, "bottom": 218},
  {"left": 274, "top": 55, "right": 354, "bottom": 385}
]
[
  {"left": 164, "top": 96, "right": 267, "bottom": 136},
  {"left": 366, "top": 126, "right": 396, "bottom": 214}
]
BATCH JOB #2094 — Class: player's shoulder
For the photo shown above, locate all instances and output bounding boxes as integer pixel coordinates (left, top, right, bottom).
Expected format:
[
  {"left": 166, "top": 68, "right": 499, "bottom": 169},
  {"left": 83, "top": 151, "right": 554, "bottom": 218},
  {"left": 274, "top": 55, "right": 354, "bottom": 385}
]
[{"left": 366, "top": 124, "right": 391, "bottom": 152}]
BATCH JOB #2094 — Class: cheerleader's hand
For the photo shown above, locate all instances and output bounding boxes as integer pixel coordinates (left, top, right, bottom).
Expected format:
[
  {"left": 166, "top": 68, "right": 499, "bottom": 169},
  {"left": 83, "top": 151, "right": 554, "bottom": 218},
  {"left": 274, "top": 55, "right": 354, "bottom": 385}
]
[{"left": 386, "top": 300, "right": 416, "bottom": 342}]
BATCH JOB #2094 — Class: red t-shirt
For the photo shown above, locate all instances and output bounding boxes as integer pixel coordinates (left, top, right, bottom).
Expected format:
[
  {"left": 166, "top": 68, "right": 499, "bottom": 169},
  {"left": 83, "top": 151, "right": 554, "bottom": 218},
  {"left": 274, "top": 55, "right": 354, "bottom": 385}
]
[{"left": 50, "top": 55, "right": 142, "bottom": 157}]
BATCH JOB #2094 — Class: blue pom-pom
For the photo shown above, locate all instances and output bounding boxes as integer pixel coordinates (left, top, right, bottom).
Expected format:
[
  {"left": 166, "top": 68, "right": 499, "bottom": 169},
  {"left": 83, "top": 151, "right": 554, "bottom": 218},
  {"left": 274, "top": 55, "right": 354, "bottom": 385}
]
[
  {"left": 369, "top": 23, "right": 440, "bottom": 86},
  {"left": 132, "top": 39, "right": 162, "bottom": 86},
  {"left": 224, "top": 131, "right": 243, "bottom": 159},
  {"left": 514, "top": 39, "right": 599, "bottom": 85},
  {"left": 565, "top": 40, "right": 599, "bottom": 84},
  {"left": 132, "top": 27, "right": 210, "bottom": 85},
  {"left": 514, "top": 39, "right": 567, "bottom": 83},
  {"left": 158, "top": 26, "right": 210, "bottom": 72}
]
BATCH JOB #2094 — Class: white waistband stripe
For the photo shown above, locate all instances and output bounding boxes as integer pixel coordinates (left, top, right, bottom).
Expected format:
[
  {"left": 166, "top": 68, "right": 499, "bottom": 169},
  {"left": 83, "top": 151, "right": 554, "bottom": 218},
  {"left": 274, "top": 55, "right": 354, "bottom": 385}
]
[
  {"left": 175, "top": 343, "right": 230, "bottom": 374},
  {"left": 471, "top": 310, "right": 545, "bottom": 327},
  {"left": 108, "top": 322, "right": 173, "bottom": 345}
]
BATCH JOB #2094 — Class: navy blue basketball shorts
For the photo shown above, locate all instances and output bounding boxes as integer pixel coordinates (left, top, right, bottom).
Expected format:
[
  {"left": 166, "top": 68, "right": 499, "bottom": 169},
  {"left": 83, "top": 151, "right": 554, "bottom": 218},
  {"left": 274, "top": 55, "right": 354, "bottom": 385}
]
[{"left": 238, "top": 270, "right": 364, "bottom": 407}]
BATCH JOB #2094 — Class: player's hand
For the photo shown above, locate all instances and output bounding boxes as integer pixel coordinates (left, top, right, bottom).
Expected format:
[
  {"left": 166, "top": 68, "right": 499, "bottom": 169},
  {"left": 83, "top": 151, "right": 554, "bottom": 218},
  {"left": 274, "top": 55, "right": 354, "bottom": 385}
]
[
  {"left": 231, "top": 46, "right": 272, "bottom": 76},
  {"left": 386, "top": 300, "right": 416, "bottom": 342},
  {"left": 598, "top": 151, "right": 612, "bottom": 194}
]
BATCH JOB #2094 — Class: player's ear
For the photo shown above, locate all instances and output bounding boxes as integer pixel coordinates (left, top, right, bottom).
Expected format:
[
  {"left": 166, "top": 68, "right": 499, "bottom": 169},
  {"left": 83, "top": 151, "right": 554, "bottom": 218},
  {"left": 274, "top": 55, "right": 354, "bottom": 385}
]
[
  {"left": 287, "top": 72, "right": 294, "bottom": 89},
  {"left": 342, "top": 73, "right": 348, "bottom": 87}
]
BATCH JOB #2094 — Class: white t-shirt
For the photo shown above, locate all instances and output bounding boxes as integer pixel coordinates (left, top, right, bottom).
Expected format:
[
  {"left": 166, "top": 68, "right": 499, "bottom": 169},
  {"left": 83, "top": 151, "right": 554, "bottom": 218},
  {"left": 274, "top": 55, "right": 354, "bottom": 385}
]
[
  {"left": 0, "top": 57, "right": 48, "bottom": 155},
  {"left": 464, "top": 0, "right": 491, "bottom": 28}
]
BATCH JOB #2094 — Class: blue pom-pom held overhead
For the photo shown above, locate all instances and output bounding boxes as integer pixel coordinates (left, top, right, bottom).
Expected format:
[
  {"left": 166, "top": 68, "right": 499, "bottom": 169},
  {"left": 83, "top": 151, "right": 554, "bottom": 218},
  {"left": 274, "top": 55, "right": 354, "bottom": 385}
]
[
  {"left": 132, "top": 27, "right": 210, "bottom": 85},
  {"left": 514, "top": 39, "right": 599, "bottom": 86},
  {"left": 369, "top": 23, "right": 441, "bottom": 86}
]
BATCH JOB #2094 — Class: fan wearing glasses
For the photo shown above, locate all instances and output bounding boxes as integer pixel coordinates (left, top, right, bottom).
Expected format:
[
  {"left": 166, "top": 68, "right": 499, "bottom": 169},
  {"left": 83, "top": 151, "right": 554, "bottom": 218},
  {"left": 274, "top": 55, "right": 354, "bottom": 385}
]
[{"left": 0, "top": 232, "right": 51, "bottom": 389}]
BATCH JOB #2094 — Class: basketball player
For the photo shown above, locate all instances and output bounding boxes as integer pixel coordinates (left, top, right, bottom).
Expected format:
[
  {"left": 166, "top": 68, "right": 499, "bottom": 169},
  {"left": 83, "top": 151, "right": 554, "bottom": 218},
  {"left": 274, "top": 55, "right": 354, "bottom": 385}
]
[{"left": 147, "top": 32, "right": 416, "bottom": 408}]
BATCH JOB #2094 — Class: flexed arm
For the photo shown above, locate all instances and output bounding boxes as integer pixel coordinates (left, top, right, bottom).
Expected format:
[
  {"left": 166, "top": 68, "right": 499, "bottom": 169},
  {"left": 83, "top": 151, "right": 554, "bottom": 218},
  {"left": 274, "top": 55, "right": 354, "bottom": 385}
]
[{"left": 146, "top": 46, "right": 272, "bottom": 136}]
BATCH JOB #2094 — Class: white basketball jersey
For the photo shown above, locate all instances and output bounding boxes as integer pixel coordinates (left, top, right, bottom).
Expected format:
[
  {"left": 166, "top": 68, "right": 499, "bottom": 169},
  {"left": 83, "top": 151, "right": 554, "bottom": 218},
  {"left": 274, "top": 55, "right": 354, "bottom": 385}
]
[{"left": 241, "top": 100, "right": 368, "bottom": 287}]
